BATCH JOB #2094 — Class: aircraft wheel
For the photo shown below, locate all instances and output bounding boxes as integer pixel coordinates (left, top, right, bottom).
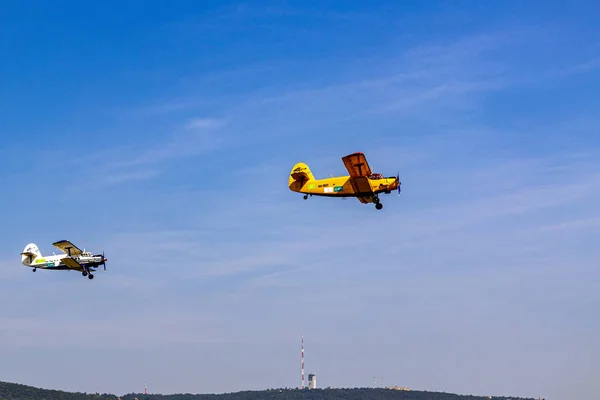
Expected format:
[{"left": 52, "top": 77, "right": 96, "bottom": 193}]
[
  {"left": 375, "top": 203, "right": 383, "bottom": 210},
  {"left": 88, "top": 274, "right": 94, "bottom": 280},
  {"left": 303, "top": 195, "right": 308, "bottom": 200},
  {"left": 82, "top": 271, "right": 88, "bottom": 276},
  {"left": 33, "top": 268, "right": 36, "bottom": 272}
]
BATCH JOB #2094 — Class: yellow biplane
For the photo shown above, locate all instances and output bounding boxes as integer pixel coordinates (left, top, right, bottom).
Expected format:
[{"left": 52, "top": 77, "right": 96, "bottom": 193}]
[{"left": 288, "top": 152, "right": 401, "bottom": 210}]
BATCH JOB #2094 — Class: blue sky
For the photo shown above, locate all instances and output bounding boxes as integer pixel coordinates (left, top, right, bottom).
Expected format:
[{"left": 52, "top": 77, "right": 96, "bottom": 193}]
[{"left": 0, "top": 1, "right": 599, "bottom": 399}]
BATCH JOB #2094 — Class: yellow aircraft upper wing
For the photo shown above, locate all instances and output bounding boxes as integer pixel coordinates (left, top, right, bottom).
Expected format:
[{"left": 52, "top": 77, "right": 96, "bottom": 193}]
[
  {"left": 342, "top": 152, "right": 372, "bottom": 178},
  {"left": 61, "top": 256, "right": 84, "bottom": 271},
  {"left": 52, "top": 240, "right": 84, "bottom": 256}
]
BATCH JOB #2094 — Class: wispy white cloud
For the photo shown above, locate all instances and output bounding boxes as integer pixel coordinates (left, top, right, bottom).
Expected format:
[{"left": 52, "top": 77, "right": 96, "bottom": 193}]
[
  {"left": 109, "top": 117, "right": 226, "bottom": 169},
  {"left": 569, "top": 57, "right": 600, "bottom": 74},
  {"left": 546, "top": 57, "right": 600, "bottom": 78},
  {"left": 184, "top": 117, "right": 227, "bottom": 130},
  {"left": 60, "top": 116, "right": 228, "bottom": 189},
  {"left": 222, "top": 3, "right": 378, "bottom": 21},
  {"left": 169, "top": 2, "right": 379, "bottom": 37},
  {"left": 535, "top": 216, "right": 600, "bottom": 233},
  {"left": 211, "top": 29, "right": 600, "bottom": 135},
  {"left": 186, "top": 35, "right": 527, "bottom": 151},
  {"left": 370, "top": 78, "right": 513, "bottom": 114},
  {"left": 130, "top": 100, "right": 206, "bottom": 117},
  {"left": 96, "top": 169, "right": 161, "bottom": 187}
]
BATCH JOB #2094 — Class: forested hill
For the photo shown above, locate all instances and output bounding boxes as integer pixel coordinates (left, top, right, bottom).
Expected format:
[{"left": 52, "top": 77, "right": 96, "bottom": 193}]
[{"left": 0, "top": 381, "right": 539, "bottom": 400}]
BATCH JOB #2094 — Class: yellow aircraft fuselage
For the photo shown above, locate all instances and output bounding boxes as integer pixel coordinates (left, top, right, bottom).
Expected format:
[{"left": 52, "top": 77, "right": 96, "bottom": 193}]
[{"left": 288, "top": 170, "right": 398, "bottom": 198}]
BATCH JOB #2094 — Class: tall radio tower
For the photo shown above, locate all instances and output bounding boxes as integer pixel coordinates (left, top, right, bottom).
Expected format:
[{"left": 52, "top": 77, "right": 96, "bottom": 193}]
[
  {"left": 301, "top": 334, "right": 305, "bottom": 389},
  {"left": 144, "top": 381, "right": 147, "bottom": 395}
]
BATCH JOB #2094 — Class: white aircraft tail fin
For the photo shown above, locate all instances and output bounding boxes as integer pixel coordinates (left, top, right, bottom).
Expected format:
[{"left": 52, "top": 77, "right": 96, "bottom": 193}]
[{"left": 21, "top": 243, "right": 41, "bottom": 265}]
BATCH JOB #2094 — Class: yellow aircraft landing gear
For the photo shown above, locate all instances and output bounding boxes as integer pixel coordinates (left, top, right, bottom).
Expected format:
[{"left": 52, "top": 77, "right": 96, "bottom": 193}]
[{"left": 373, "top": 195, "right": 383, "bottom": 210}]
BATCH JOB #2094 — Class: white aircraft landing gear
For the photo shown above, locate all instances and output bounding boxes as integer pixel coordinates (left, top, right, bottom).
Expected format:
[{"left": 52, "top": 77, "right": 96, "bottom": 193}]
[{"left": 82, "top": 270, "right": 94, "bottom": 279}]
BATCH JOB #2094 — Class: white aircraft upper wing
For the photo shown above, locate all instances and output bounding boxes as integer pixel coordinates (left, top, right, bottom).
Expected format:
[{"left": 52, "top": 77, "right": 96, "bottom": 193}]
[{"left": 52, "top": 240, "right": 84, "bottom": 256}]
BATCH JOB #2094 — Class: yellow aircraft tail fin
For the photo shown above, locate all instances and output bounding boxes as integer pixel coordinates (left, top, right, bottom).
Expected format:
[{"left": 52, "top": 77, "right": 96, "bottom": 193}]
[{"left": 288, "top": 162, "right": 314, "bottom": 190}]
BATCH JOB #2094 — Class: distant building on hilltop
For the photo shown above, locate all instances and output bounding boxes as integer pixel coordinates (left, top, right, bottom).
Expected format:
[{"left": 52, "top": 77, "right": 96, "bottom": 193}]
[
  {"left": 386, "top": 385, "right": 410, "bottom": 391},
  {"left": 308, "top": 374, "right": 316, "bottom": 389}
]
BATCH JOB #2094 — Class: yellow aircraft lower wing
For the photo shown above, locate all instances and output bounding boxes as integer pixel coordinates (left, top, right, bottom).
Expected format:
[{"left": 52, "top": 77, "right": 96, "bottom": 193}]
[
  {"left": 52, "top": 240, "right": 83, "bottom": 256},
  {"left": 61, "top": 256, "right": 83, "bottom": 271},
  {"left": 342, "top": 152, "right": 372, "bottom": 178},
  {"left": 349, "top": 176, "right": 374, "bottom": 203}
]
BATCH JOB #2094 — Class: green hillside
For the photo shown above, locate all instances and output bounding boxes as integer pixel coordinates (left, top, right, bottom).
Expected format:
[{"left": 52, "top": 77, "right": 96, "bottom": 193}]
[{"left": 0, "top": 381, "right": 538, "bottom": 400}]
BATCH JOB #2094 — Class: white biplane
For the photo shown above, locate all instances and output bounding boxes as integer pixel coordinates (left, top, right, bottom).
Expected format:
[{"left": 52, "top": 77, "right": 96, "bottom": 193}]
[{"left": 21, "top": 240, "right": 107, "bottom": 280}]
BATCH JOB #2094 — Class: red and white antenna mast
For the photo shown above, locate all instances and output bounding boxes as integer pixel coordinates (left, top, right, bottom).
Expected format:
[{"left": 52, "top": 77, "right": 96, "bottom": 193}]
[
  {"left": 301, "top": 334, "right": 305, "bottom": 389},
  {"left": 144, "top": 381, "right": 147, "bottom": 395}
]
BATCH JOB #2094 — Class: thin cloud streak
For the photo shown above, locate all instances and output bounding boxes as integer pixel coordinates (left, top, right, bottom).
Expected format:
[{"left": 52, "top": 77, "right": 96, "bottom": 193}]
[
  {"left": 185, "top": 117, "right": 227, "bottom": 130},
  {"left": 58, "top": 117, "right": 229, "bottom": 189}
]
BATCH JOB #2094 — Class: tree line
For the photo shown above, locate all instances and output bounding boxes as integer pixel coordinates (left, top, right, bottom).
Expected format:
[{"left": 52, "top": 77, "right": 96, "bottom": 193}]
[{"left": 0, "top": 381, "right": 540, "bottom": 400}]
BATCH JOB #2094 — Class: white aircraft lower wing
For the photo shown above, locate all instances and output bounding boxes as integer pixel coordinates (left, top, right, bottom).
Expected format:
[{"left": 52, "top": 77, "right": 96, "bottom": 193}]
[{"left": 61, "top": 257, "right": 83, "bottom": 271}]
